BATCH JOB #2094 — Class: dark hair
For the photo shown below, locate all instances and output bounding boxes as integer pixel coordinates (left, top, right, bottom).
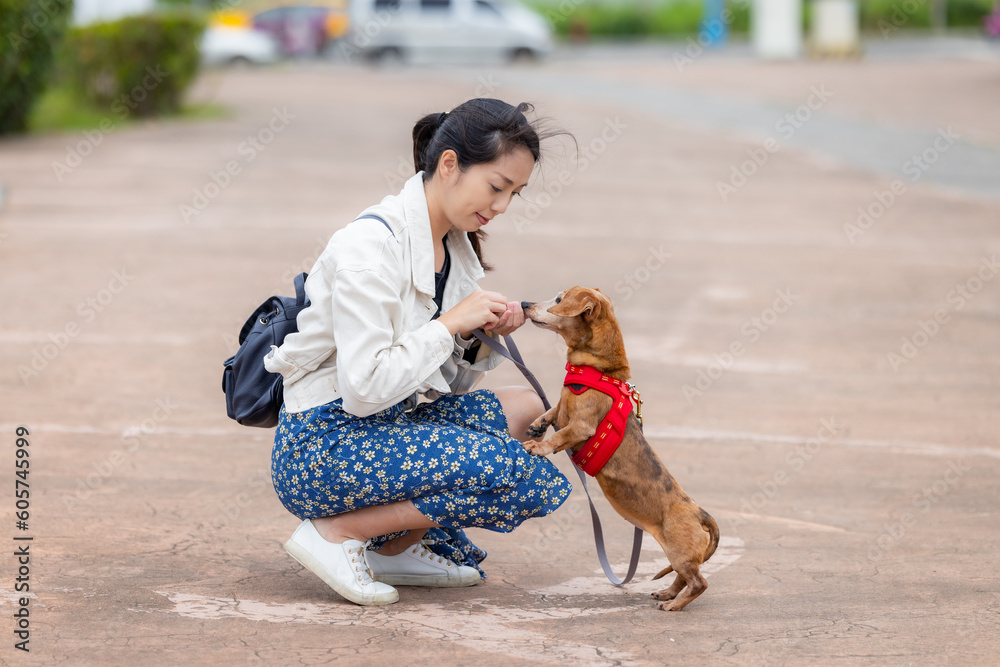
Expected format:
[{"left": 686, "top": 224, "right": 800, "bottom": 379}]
[{"left": 412, "top": 98, "right": 576, "bottom": 272}]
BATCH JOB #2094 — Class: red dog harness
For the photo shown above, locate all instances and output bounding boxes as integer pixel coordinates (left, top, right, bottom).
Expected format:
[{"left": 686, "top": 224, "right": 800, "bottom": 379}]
[{"left": 563, "top": 362, "right": 643, "bottom": 476}]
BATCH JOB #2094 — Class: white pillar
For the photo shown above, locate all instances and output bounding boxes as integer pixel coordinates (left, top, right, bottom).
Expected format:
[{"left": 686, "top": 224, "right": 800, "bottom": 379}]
[
  {"left": 810, "top": 0, "right": 860, "bottom": 55},
  {"left": 751, "top": 0, "right": 803, "bottom": 59}
]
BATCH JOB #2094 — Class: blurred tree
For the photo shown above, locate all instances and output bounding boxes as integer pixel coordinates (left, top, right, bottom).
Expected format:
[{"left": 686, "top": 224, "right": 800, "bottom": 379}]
[{"left": 0, "top": 0, "right": 73, "bottom": 135}]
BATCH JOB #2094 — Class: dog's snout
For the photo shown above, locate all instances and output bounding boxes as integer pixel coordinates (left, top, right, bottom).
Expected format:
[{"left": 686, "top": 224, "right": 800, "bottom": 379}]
[{"left": 520, "top": 300, "right": 533, "bottom": 310}]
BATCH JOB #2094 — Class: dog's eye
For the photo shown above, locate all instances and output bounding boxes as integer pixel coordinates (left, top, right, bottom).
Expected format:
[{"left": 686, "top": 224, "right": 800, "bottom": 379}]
[{"left": 555, "top": 296, "right": 562, "bottom": 304}]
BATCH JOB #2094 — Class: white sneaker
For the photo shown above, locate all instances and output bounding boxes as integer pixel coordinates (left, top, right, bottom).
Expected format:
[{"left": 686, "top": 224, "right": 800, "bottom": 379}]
[
  {"left": 283, "top": 519, "right": 399, "bottom": 606},
  {"left": 366, "top": 542, "right": 481, "bottom": 587}
]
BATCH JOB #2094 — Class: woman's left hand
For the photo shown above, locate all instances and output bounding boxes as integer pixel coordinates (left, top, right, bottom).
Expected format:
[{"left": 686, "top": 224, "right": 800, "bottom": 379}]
[{"left": 486, "top": 301, "right": 525, "bottom": 337}]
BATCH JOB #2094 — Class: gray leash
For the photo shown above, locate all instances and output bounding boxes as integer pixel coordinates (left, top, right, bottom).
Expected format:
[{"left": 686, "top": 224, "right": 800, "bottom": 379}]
[{"left": 470, "top": 329, "right": 643, "bottom": 586}]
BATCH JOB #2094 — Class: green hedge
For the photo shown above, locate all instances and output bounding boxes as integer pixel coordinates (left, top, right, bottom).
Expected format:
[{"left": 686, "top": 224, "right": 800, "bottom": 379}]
[
  {"left": 530, "top": 0, "right": 995, "bottom": 38},
  {"left": 0, "top": 0, "right": 73, "bottom": 136},
  {"left": 861, "top": 0, "right": 995, "bottom": 30},
  {"left": 649, "top": 2, "right": 707, "bottom": 36},
  {"left": 946, "top": 0, "right": 996, "bottom": 25},
  {"left": 61, "top": 11, "right": 205, "bottom": 118},
  {"left": 530, "top": 0, "right": 769, "bottom": 37}
]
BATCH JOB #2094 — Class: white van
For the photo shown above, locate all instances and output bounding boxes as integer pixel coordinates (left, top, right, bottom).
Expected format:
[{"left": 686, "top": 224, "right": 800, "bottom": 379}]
[{"left": 346, "top": 0, "right": 554, "bottom": 64}]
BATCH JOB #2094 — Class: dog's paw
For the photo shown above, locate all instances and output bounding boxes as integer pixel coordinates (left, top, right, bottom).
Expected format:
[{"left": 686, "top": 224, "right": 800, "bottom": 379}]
[
  {"left": 651, "top": 590, "right": 678, "bottom": 602},
  {"left": 521, "top": 439, "right": 552, "bottom": 456},
  {"left": 525, "top": 418, "right": 550, "bottom": 439},
  {"left": 656, "top": 600, "right": 684, "bottom": 611}
]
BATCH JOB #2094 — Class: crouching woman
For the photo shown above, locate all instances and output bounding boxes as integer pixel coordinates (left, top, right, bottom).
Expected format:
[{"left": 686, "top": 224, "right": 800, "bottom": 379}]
[{"left": 264, "top": 98, "right": 576, "bottom": 605}]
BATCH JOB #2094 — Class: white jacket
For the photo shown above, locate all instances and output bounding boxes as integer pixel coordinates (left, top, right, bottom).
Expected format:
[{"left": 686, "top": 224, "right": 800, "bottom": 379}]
[{"left": 263, "top": 171, "right": 505, "bottom": 417}]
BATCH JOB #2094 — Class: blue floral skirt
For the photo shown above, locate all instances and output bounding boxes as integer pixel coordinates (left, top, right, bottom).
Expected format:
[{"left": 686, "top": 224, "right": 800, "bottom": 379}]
[{"left": 271, "top": 388, "right": 572, "bottom": 577}]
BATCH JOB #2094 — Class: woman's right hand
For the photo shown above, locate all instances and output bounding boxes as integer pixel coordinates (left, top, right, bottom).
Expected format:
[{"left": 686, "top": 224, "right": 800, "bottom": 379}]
[{"left": 437, "top": 290, "right": 509, "bottom": 336}]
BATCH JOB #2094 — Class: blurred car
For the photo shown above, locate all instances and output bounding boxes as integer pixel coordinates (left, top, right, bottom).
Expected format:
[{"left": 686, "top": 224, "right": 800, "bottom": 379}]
[
  {"left": 201, "top": 25, "right": 282, "bottom": 66},
  {"left": 348, "top": 0, "right": 553, "bottom": 64},
  {"left": 252, "top": 5, "right": 350, "bottom": 56},
  {"left": 211, "top": 9, "right": 254, "bottom": 29}
]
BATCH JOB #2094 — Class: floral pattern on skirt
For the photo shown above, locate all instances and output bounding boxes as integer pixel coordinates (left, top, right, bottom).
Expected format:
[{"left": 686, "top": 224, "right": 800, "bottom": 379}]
[{"left": 271, "top": 388, "right": 572, "bottom": 577}]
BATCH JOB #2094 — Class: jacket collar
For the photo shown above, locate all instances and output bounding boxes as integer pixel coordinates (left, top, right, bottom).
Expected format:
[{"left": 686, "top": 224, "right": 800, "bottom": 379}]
[{"left": 402, "top": 171, "right": 486, "bottom": 298}]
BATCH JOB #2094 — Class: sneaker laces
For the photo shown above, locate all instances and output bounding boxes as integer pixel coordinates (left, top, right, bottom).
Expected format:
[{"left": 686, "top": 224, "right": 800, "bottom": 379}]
[
  {"left": 411, "top": 542, "right": 451, "bottom": 567},
  {"left": 347, "top": 540, "right": 377, "bottom": 583}
]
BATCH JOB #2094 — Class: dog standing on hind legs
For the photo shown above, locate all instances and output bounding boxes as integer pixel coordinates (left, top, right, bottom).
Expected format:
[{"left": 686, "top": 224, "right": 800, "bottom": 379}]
[{"left": 520, "top": 286, "right": 720, "bottom": 611}]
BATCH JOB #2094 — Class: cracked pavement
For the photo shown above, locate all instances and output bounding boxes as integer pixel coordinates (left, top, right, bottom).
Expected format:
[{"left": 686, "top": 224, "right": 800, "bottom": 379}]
[{"left": 1, "top": 37, "right": 998, "bottom": 664}]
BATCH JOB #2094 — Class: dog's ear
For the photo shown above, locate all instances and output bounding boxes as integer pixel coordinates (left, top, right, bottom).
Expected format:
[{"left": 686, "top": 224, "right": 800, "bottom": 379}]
[{"left": 549, "top": 287, "right": 602, "bottom": 322}]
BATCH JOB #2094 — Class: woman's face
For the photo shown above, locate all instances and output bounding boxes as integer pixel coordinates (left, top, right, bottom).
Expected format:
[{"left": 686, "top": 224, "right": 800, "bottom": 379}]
[{"left": 437, "top": 146, "right": 535, "bottom": 233}]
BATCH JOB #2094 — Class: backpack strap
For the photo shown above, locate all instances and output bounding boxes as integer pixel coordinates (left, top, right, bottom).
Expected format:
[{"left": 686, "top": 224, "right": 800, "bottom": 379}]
[
  {"left": 354, "top": 213, "right": 394, "bottom": 237},
  {"left": 293, "top": 272, "right": 308, "bottom": 308}
]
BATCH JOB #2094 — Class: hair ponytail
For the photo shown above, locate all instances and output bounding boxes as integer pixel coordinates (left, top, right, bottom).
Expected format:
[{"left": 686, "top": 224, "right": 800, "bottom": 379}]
[
  {"left": 410, "top": 98, "right": 576, "bottom": 272},
  {"left": 412, "top": 112, "right": 448, "bottom": 175}
]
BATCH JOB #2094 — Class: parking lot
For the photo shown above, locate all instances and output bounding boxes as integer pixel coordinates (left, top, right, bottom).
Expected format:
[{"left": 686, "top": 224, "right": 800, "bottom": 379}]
[{"left": 1, "top": 38, "right": 998, "bottom": 664}]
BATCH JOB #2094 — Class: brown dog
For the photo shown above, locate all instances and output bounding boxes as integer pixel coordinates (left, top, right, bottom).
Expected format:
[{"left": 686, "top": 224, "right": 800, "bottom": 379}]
[{"left": 521, "top": 286, "right": 720, "bottom": 611}]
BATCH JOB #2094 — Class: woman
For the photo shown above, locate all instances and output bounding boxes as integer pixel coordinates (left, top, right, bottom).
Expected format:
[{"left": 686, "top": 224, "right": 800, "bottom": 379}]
[{"left": 264, "top": 98, "right": 576, "bottom": 606}]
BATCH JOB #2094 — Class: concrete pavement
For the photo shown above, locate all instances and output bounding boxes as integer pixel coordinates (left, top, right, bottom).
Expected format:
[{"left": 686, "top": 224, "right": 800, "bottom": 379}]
[{"left": 1, "top": 40, "right": 998, "bottom": 664}]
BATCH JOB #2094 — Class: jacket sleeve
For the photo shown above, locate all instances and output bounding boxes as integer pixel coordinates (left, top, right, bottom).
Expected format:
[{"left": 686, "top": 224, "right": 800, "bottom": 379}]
[{"left": 332, "top": 264, "right": 455, "bottom": 417}]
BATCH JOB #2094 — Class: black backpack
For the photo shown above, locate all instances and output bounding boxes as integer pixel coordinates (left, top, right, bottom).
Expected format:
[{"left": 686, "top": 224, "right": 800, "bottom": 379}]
[
  {"left": 222, "top": 272, "right": 310, "bottom": 428},
  {"left": 222, "top": 214, "right": 392, "bottom": 427}
]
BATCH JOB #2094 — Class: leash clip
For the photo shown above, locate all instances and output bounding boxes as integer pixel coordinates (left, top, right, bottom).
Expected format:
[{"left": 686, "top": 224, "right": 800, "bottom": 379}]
[{"left": 626, "top": 381, "right": 643, "bottom": 429}]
